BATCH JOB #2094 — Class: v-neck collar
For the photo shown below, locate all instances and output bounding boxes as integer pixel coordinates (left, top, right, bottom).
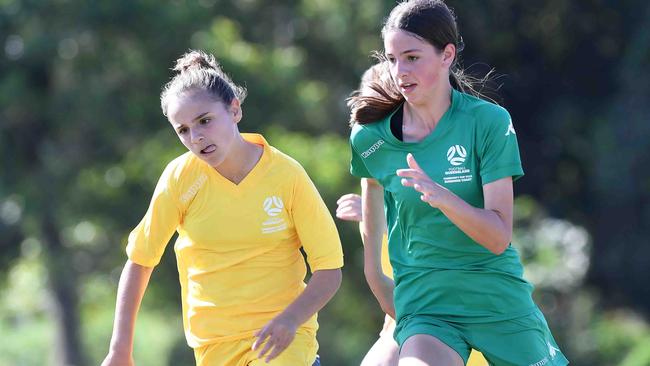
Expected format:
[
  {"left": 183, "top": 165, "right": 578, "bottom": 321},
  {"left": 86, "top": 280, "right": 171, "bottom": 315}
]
[
  {"left": 206, "top": 133, "right": 271, "bottom": 191},
  {"left": 381, "top": 89, "right": 458, "bottom": 149}
]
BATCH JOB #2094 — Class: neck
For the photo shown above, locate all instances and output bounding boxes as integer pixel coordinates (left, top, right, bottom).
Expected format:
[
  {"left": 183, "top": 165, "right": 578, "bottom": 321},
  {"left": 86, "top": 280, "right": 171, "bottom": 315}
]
[
  {"left": 215, "top": 134, "right": 263, "bottom": 184},
  {"left": 403, "top": 82, "right": 453, "bottom": 135}
]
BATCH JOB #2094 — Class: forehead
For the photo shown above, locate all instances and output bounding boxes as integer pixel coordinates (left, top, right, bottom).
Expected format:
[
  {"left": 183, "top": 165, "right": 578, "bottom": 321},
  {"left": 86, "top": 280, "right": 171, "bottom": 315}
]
[
  {"left": 167, "top": 91, "right": 225, "bottom": 124},
  {"left": 383, "top": 30, "right": 432, "bottom": 53}
]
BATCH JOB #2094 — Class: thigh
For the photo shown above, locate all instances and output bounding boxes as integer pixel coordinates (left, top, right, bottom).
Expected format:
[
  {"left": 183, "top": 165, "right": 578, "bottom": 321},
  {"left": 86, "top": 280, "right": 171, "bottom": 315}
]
[
  {"left": 249, "top": 330, "right": 318, "bottom": 366},
  {"left": 394, "top": 315, "right": 471, "bottom": 364},
  {"left": 399, "top": 334, "right": 464, "bottom": 366},
  {"left": 467, "top": 309, "right": 569, "bottom": 366},
  {"left": 361, "top": 334, "right": 399, "bottom": 366}
]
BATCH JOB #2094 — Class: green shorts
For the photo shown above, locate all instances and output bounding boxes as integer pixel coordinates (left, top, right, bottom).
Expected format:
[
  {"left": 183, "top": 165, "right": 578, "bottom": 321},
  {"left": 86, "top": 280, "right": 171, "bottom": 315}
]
[{"left": 394, "top": 308, "right": 569, "bottom": 366}]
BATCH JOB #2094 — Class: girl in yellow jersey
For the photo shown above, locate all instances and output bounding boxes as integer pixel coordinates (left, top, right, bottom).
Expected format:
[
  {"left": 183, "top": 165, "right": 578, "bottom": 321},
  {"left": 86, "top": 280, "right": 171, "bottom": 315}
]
[
  {"left": 101, "top": 50, "right": 344, "bottom": 366},
  {"left": 336, "top": 193, "right": 487, "bottom": 366}
]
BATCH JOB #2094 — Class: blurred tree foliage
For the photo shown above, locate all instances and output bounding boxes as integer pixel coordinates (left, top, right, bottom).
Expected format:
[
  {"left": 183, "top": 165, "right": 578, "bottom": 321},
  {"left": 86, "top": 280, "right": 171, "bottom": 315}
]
[{"left": 1, "top": 0, "right": 649, "bottom": 365}]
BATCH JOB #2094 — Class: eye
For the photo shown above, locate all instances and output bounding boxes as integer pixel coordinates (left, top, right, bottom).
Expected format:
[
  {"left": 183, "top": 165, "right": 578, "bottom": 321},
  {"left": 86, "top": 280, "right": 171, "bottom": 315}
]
[
  {"left": 407, "top": 55, "right": 419, "bottom": 62},
  {"left": 199, "top": 117, "right": 211, "bottom": 125},
  {"left": 177, "top": 127, "right": 188, "bottom": 135},
  {"left": 386, "top": 55, "right": 396, "bottom": 64}
]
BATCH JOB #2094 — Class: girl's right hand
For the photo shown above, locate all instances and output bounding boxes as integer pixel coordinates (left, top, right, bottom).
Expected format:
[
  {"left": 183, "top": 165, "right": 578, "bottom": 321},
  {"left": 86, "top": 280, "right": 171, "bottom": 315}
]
[{"left": 336, "top": 193, "right": 363, "bottom": 222}]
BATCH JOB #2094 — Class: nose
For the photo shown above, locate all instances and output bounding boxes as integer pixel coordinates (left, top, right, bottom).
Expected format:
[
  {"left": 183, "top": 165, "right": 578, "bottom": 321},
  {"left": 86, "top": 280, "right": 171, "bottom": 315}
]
[
  {"left": 394, "top": 60, "right": 409, "bottom": 79},
  {"left": 190, "top": 128, "right": 204, "bottom": 144}
]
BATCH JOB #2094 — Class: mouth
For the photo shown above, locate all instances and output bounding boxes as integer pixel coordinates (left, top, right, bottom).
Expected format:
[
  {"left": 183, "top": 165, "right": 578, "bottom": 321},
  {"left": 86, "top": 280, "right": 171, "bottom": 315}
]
[
  {"left": 399, "top": 82, "right": 417, "bottom": 93},
  {"left": 200, "top": 144, "right": 216, "bottom": 155}
]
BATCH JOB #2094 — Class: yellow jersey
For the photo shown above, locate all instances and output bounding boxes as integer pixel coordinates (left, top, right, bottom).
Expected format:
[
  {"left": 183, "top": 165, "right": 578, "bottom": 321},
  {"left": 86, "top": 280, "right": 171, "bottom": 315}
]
[{"left": 127, "top": 134, "right": 344, "bottom": 348}]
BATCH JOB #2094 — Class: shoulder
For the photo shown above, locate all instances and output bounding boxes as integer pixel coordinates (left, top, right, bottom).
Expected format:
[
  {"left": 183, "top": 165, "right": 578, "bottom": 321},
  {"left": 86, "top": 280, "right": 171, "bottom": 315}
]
[
  {"left": 160, "top": 152, "right": 209, "bottom": 197},
  {"left": 350, "top": 119, "right": 387, "bottom": 150},
  {"left": 267, "top": 145, "right": 307, "bottom": 180},
  {"left": 455, "top": 93, "right": 512, "bottom": 138},
  {"left": 460, "top": 93, "right": 511, "bottom": 127},
  {"left": 162, "top": 151, "right": 200, "bottom": 179}
]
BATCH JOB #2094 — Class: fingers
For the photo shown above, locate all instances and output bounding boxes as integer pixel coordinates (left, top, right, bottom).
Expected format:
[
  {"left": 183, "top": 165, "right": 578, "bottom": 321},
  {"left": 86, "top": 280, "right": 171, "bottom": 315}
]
[
  {"left": 253, "top": 320, "right": 297, "bottom": 363},
  {"left": 254, "top": 333, "right": 294, "bottom": 363},
  {"left": 263, "top": 336, "right": 292, "bottom": 362},
  {"left": 336, "top": 193, "right": 362, "bottom": 222},
  {"left": 406, "top": 153, "right": 422, "bottom": 170},
  {"left": 336, "top": 193, "right": 361, "bottom": 205},
  {"left": 252, "top": 327, "right": 269, "bottom": 352}
]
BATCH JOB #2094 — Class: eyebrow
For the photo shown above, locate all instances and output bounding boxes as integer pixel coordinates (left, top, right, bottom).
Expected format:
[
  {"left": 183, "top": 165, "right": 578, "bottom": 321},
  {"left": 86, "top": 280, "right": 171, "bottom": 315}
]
[
  {"left": 386, "top": 48, "right": 422, "bottom": 56},
  {"left": 192, "top": 111, "right": 210, "bottom": 122},
  {"left": 172, "top": 111, "right": 210, "bottom": 129}
]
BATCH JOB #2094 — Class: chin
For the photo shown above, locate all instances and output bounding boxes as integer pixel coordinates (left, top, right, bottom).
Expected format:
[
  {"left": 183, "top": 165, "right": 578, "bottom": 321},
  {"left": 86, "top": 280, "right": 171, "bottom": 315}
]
[{"left": 193, "top": 152, "right": 223, "bottom": 167}]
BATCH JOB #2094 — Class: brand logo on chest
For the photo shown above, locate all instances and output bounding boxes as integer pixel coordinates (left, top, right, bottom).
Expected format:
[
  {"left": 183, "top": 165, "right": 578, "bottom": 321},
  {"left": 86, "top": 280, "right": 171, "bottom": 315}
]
[
  {"left": 446, "top": 145, "right": 467, "bottom": 166},
  {"left": 261, "top": 196, "right": 287, "bottom": 234},
  {"left": 443, "top": 145, "right": 473, "bottom": 184}
]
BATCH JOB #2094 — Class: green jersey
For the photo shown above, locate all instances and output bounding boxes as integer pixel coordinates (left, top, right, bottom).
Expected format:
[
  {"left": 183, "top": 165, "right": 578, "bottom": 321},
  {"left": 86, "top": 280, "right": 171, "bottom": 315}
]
[{"left": 350, "top": 89, "right": 536, "bottom": 323}]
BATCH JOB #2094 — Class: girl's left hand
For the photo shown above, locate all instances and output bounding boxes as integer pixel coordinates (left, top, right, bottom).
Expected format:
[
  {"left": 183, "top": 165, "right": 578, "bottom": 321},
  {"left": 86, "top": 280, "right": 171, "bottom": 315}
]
[
  {"left": 396, "top": 153, "right": 452, "bottom": 208},
  {"left": 252, "top": 314, "right": 298, "bottom": 362},
  {"left": 336, "top": 193, "right": 363, "bottom": 222}
]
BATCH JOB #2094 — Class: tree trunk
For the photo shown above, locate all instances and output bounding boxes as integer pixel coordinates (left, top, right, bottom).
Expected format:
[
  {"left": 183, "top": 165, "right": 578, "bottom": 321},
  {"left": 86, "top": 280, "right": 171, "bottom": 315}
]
[{"left": 42, "top": 208, "right": 87, "bottom": 366}]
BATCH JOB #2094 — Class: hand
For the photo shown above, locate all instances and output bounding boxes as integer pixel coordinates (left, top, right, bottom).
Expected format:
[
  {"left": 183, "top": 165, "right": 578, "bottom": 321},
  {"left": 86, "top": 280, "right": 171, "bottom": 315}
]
[
  {"left": 101, "top": 351, "right": 134, "bottom": 366},
  {"left": 336, "top": 193, "right": 363, "bottom": 222},
  {"left": 252, "top": 314, "right": 299, "bottom": 363},
  {"left": 396, "top": 153, "right": 452, "bottom": 208}
]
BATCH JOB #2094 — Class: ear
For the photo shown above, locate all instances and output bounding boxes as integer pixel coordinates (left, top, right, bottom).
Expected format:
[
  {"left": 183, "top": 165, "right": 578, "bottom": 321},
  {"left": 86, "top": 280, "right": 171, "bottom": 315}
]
[
  {"left": 441, "top": 43, "right": 456, "bottom": 68},
  {"left": 229, "top": 98, "right": 243, "bottom": 124}
]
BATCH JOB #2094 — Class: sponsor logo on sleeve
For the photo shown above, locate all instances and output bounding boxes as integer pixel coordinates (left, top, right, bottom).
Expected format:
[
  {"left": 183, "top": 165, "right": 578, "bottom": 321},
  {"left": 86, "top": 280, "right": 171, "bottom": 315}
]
[
  {"left": 361, "top": 139, "right": 385, "bottom": 158},
  {"left": 180, "top": 174, "right": 208, "bottom": 204},
  {"left": 262, "top": 196, "right": 287, "bottom": 234}
]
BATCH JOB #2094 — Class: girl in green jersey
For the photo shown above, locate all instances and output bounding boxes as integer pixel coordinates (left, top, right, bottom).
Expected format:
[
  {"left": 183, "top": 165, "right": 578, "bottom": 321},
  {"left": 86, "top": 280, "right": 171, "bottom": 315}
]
[{"left": 347, "top": 1, "right": 568, "bottom": 365}]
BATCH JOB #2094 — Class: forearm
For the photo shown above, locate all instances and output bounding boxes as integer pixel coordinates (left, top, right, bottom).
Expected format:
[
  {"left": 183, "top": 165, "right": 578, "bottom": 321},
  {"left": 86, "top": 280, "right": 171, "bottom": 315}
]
[
  {"left": 439, "top": 192, "right": 512, "bottom": 254},
  {"left": 107, "top": 260, "right": 153, "bottom": 354},
  {"left": 361, "top": 178, "right": 395, "bottom": 317},
  {"left": 279, "top": 268, "right": 342, "bottom": 326},
  {"left": 360, "top": 178, "right": 386, "bottom": 278}
]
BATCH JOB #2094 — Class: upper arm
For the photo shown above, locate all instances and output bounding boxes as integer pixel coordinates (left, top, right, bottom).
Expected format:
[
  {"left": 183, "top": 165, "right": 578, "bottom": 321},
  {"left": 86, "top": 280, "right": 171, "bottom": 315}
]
[
  {"left": 126, "top": 164, "right": 184, "bottom": 267},
  {"left": 291, "top": 167, "right": 344, "bottom": 271},
  {"left": 360, "top": 178, "right": 386, "bottom": 235}
]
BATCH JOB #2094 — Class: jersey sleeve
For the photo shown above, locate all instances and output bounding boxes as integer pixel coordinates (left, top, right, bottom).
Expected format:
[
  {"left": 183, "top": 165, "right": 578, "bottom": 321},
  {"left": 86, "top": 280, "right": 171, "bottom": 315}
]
[
  {"left": 349, "top": 125, "right": 373, "bottom": 178},
  {"left": 290, "top": 166, "right": 344, "bottom": 271},
  {"left": 477, "top": 106, "right": 524, "bottom": 185},
  {"left": 126, "top": 162, "right": 183, "bottom": 267}
]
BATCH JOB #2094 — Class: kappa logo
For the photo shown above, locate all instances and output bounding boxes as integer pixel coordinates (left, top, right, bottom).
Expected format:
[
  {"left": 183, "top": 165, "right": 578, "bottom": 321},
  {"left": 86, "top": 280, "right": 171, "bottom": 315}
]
[
  {"left": 180, "top": 174, "right": 207, "bottom": 204},
  {"left": 505, "top": 118, "right": 516, "bottom": 136},
  {"left": 527, "top": 341, "right": 560, "bottom": 366},
  {"left": 446, "top": 145, "right": 467, "bottom": 166},
  {"left": 547, "top": 341, "right": 560, "bottom": 358},
  {"left": 262, "top": 196, "right": 287, "bottom": 234},
  {"left": 361, "top": 139, "right": 385, "bottom": 158}
]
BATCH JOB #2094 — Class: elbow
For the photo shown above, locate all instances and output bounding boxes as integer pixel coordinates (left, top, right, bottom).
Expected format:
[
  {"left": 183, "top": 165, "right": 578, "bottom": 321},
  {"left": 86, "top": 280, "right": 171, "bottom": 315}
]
[
  {"left": 363, "top": 266, "right": 383, "bottom": 286},
  {"left": 486, "top": 234, "right": 511, "bottom": 256}
]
